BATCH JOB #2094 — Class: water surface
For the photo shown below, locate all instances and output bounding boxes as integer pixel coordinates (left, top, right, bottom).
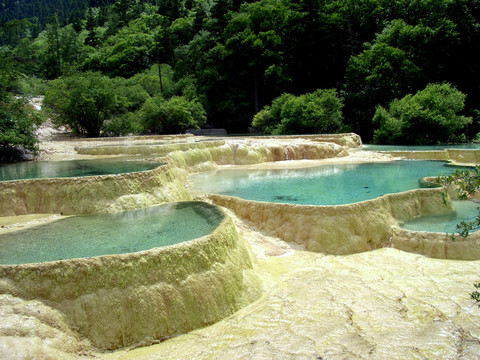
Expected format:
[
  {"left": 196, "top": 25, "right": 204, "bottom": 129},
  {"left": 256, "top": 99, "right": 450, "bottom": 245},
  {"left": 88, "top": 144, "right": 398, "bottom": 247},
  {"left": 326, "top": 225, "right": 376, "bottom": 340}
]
[
  {"left": 0, "top": 202, "right": 224, "bottom": 265},
  {"left": 0, "top": 157, "right": 163, "bottom": 181},
  {"left": 190, "top": 160, "right": 467, "bottom": 205},
  {"left": 401, "top": 200, "right": 480, "bottom": 233}
]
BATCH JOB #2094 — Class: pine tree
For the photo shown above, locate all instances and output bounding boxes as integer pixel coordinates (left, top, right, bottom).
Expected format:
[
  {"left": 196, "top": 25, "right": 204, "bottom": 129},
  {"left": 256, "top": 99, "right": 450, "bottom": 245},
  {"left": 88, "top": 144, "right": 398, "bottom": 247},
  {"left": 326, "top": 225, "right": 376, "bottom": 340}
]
[
  {"left": 84, "top": 8, "right": 98, "bottom": 47},
  {"left": 43, "top": 13, "right": 62, "bottom": 79}
]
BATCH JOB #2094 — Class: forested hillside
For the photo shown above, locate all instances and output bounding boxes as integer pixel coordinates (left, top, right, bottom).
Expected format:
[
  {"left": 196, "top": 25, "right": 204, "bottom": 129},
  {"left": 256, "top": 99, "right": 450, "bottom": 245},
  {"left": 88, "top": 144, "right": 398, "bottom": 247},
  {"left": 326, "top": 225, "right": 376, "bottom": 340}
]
[
  {"left": 1, "top": 0, "right": 84, "bottom": 26},
  {"left": 0, "top": 0, "right": 117, "bottom": 25},
  {"left": 1, "top": 0, "right": 480, "bottom": 149}
]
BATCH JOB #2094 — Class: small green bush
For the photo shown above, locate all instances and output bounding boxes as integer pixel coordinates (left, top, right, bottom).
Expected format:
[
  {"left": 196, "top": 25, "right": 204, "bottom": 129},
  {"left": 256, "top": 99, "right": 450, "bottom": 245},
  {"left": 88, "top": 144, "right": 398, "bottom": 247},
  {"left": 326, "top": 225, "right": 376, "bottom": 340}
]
[
  {"left": 15, "top": 75, "right": 49, "bottom": 97},
  {"left": 373, "top": 83, "right": 472, "bottom": 145},
  {"left": 252, "top": 89, "right": 344, "bottom": 135},
  {"left": 103, "top": 112, "right": 143, "bottom": 136},
  {"left": 0, "top": 96, "right": 40, "bottom": 162},
  {"left": 44, "top": 71, "right": 127, "bottom": 137},
  {"left": 140, "top": 95, "right": 206, "bottom": 134}
]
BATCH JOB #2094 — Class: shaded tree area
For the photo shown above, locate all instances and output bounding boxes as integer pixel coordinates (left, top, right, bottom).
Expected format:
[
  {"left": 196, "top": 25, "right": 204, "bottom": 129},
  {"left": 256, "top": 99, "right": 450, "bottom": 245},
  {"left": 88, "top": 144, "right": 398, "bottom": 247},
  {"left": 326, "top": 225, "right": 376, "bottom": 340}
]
[
  {"left": 43, "top": 71, "right": 124, "bottom": 137},
  {"left": 373, "top": 83, "right": 472, "bottom": 145},
  {"left": 1, "top": 0, "right": 479, "bottom": 141},
  {"left": 0, "top": 0, "right": 117, "bottom": 29},
  {"left": 0, "top": 48, "right": 39, "bottom": 162},
  {"left": 252, "top": 89, "right": 344, "bottom": 135}
]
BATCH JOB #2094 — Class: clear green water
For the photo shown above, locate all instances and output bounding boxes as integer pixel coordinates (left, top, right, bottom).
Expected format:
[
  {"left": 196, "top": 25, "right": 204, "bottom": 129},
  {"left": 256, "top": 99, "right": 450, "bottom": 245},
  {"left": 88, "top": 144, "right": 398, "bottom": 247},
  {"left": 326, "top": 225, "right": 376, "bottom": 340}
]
[
  {"left": 0, "top": 202, "right": 224, "bottom": 265},
  {"left": 0, "top": 158, "right": 164, "bottom": 181},
  {"left": 401, "top": 200, "right": 480, "bottom": 233},
  {"left": 190, "top": 160, "right": 467, "bottom": 206}
]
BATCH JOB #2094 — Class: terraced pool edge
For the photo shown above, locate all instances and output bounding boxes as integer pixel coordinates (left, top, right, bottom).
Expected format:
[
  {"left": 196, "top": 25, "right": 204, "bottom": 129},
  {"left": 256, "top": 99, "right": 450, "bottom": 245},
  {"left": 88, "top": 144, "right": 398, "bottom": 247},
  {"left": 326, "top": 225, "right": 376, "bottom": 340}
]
[
  {"left": 0, "top": 208, "right": 262, "bottom": 350},
  {"left": 205, "top": 188, "right": 480, "bottom": 260}
]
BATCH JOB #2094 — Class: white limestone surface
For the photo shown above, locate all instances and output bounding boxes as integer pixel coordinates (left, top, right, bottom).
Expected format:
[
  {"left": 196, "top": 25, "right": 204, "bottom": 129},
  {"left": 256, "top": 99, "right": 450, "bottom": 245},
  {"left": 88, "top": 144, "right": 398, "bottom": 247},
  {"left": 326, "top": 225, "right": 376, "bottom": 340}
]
[
  {"left": 3, "top": 242, "right": 479, "bottom": 359},
  {"left": 0, "top": 211, "right": 262, "bottom": 351},
  {"left": 2, "top": 133, "right": 480, "bottom": 359},
  {"left": 100, "top": 220, "right": 480, "bottom": 360}
]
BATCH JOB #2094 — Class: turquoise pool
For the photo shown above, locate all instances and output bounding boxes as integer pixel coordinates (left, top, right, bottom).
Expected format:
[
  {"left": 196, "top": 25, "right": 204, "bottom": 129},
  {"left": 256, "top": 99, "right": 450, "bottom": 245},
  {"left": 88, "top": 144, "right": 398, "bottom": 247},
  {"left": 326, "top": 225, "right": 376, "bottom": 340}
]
[
  {"left": 190, "top": 160, "right": 467, "bottom": 206},
  {"left": 401, "top": 200, "right": 480, "bottom": 234},
  {"left": 0, "top": 202, "right": 224, "bottom": 265},
  {"left": 0, "top": 157, "right": 164, "bottom": 182}
]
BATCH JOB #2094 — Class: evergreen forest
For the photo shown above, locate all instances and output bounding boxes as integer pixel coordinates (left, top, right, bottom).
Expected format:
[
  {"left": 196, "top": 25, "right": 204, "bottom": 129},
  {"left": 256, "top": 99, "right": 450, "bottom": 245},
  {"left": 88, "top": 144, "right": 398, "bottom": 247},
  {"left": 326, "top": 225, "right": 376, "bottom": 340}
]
[{"left": 2, "top": 0, "right": 480, "bottom": 160}]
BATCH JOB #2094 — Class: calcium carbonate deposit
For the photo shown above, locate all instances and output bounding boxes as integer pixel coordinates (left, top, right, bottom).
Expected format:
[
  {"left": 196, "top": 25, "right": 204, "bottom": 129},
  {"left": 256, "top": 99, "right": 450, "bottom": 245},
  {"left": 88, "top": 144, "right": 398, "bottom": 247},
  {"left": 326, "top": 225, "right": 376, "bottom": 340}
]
[{"left": 1, "top": 133, "right": 480, "bottom": 360}]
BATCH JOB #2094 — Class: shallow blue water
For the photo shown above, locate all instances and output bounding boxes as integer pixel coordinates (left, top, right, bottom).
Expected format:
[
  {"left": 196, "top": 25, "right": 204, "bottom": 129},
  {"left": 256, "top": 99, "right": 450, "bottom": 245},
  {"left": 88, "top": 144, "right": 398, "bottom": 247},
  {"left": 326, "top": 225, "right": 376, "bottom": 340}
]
[
  {"left": 401, "top": 200, "right": 480, "bottom": 233},
  {"left": 0, "top": 157, "right": 163, "bottom": 181},
  {"left": 0, "top": 202, "right": 224, "bottom": 265},
  {"left": 190, "top": 160, "right": 467, "bottom": 206}
]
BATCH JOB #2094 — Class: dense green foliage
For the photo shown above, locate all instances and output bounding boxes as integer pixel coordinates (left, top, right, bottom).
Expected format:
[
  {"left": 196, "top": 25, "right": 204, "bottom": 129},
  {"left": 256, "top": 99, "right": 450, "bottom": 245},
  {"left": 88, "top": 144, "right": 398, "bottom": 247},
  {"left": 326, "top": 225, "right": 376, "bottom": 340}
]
[
  {"left": 252, "top": 89, "right": 344, "bottom": 135},
  {"left": 43, "top": 71, "right": 124, "bottom": 137},
  {"left": 373, "top": 83, "right": 472, "bottom": 145},
  {"left": 0, "top": 49, "right": 39, "bottom": 162},
  {"left": 1, "top": 0, "right": 480, "bottom": 142},
  {"left": 0, "top": 95, "right": 39, "bottom": 162},
  {"left": 140, "top": 95, "right": 206, "bottom": 134},
  {"left": 43, "top": 66, "right": 206, "bottom": 137}
]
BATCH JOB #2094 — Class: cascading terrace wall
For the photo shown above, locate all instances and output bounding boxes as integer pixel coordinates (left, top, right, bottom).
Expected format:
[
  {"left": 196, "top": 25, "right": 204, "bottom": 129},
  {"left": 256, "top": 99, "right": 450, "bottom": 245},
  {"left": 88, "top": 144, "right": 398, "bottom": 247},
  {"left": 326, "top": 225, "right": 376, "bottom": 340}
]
[
  {"left": 0, "top": 209, "right": 262, "bottom": 350},
  {"left": 207, "top": 188, "right": 480, "bottom": 261},
  {"left": 3, "top": 133, "right": 480, "bottom": 353},
  {"left": 0, "top": 136, "right": 357, "bottom": 216},
  {"left": 0, "top": 163, "right": 191, "bottom": 216},
  {"left": 375, "top": 149, "right": 480, "bottom": 163}
]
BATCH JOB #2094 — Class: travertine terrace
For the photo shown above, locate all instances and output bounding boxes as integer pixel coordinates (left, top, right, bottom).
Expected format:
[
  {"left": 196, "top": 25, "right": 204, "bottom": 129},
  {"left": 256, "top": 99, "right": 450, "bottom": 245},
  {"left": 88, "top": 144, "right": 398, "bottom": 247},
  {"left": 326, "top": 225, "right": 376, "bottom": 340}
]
[{"left": 1, "top": 133, "right": 480, "bottom": 360}]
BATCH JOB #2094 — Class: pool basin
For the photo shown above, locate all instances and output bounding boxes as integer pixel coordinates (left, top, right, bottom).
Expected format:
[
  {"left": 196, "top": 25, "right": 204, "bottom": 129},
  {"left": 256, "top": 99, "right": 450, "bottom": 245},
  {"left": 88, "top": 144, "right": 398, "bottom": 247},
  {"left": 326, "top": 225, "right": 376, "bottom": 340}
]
[
  {"left": 0, "top": 202, "right": 224, "bottom": 265},
  {"left": 0, "top": 157, "right": 164, "bottom": 182},
  {"left": 0, "top": 201, "right": 261, "bottom": 350},
  {"left": 190, "top": 160, "right": 468, "bottom": 205},
  {"left": 401, "top": 199, "right": 480, "bottom": 234}
]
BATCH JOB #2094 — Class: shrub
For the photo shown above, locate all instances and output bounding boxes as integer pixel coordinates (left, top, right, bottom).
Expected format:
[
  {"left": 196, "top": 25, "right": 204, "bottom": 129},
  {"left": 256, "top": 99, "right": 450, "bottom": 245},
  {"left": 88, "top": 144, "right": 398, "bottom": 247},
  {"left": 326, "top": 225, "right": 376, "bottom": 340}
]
[
  {"left": 103, "top": 112, "right": 143, "bottom": 136},
  {"left": 1, "top": 51, "right": 40, "bottom": 161},
  {"left": 373, "top": 83, "right": 472, "bottom": 145},
  {"left": 44, "top": 71, "right": 127, "bottom": 137},
  {"left": 140, "top": 95, "right": 206, "bottom": 134},
  {"left": 111, "top": 77, "right": 150, "bottom": 112},
  {"left": 252, "top": 89, "right": 344, "bottom": 135},
  {"left": 0, "top": 96, "right": 40, "bottom": 162}
]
